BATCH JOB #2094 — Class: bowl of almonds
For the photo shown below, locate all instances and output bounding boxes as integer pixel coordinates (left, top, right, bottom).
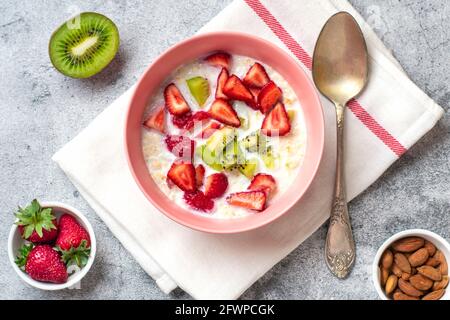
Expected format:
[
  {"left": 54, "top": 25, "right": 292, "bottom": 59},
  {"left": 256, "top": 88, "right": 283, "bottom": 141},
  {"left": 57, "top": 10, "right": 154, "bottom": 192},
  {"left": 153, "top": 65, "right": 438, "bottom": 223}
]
[{"left": 373, "top": 229, "right": 449, "bottom": 300}]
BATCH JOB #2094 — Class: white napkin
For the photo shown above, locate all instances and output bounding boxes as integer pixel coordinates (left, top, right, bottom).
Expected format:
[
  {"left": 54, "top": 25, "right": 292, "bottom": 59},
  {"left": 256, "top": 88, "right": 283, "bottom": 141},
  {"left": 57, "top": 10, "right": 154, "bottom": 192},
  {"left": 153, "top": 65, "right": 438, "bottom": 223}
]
[{"left": 53, "top": 0, "right": 443, "bottom": 299}]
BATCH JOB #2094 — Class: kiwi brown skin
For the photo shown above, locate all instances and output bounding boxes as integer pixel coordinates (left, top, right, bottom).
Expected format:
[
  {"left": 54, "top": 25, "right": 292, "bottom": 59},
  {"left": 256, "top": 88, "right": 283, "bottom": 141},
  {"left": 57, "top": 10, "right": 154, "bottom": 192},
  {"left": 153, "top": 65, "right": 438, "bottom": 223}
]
[{"left": 49, "top": 12, "right": 120, "bottom": 79}]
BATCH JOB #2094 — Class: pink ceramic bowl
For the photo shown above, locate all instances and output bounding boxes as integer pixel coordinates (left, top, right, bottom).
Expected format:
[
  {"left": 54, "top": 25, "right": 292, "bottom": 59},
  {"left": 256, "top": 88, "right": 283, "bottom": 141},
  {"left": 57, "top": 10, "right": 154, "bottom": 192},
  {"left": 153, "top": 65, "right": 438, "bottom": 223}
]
[{"left": 125, "top": 32, "right": 324, "bottom": 233}]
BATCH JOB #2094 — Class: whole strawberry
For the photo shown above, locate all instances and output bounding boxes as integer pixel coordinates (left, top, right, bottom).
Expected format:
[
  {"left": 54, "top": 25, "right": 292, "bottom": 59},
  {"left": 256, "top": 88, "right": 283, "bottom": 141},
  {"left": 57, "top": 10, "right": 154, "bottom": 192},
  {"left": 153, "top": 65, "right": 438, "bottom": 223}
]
[
  {"left": 56, "top": 214, "right": 91, "bottom": 250},
  {"left": 15, "top": 244, "right": 68, "bottom": 283},
  {"left": 16, "top": 199, "right": 58, "bottom": 243},
  {"left": 56, "top": 214, "right": 91, "bottom": 268}
]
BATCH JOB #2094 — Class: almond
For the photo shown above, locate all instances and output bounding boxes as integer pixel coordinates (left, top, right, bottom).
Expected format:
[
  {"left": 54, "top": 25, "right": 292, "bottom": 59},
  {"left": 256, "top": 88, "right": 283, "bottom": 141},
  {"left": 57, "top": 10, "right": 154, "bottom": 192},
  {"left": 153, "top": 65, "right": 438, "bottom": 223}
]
[
  {"left": 409, "top": 274, "right": 433, "bottom": 291},
  {"left": 401, "top": 272, "right": 411, "bottom": 281},
  {"left": 380, "top": 267, "right": 389, "bottom": 286},
  {"left": 391, "top": 263, "right": 403, "bottom": 277},
  {"left": 398, "top": 278, "right": 423, "bottom": 297},
  {"left": 417, "top": 265, "right": 442, "bottom": 281},
  {"left": 424, "top": 240, "right": 436, "bottom": 256},
  {"left": 385, "top": 275, "right": 398, "bottom": 295},
  {"left": 422, "top": 289, "right": 445, "bottom": 300},
  {"left": 393, "top": 292, "right": 419, "bottom": 300},
  {"left": 433, "top": 275, "right": 449, "bottom": 291},
  {"left": 381, "top": 249, "right": 393, "bottom": 269},
  {"left": 408, "top": 248, "right": 429, "bottom": 267},
  {"left": 425, "top": 257, "right": 440, "bottom": 267},
  {"left": 394, "top": 253, "right": 411, "bottom": 273},
  {"left": 439, "top": 261, "right": 448, "bottom": 276},
  {"left": 392, "top": 237, "right": 424, "bottom": 253},
  {"left": 435, "top": 251, "right": 448, "bottom": 275},
  {"left": 434, "top": 250, "right": 444, "bottom": 261}
]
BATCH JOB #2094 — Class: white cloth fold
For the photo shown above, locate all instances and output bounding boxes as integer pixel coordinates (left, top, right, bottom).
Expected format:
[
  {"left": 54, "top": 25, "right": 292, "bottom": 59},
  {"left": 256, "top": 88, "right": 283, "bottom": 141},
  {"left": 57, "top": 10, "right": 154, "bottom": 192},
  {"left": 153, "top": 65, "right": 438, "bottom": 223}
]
[{"left": 52, "top": 0, "right": 443, "bottom": 299}]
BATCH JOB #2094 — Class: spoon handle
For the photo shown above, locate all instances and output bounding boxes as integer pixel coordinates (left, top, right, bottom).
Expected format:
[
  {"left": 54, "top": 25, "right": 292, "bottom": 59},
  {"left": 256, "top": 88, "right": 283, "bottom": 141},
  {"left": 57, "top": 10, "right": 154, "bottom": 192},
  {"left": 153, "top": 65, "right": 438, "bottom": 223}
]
[{"left": 325, "top": 102, "right": 356, "bottom": 278}]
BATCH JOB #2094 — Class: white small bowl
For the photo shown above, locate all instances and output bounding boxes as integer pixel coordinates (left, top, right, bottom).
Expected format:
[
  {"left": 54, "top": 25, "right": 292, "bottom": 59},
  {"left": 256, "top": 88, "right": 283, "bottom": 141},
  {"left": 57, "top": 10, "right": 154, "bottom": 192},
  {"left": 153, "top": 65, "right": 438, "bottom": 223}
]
[
  {"left": 8, "top": 201, "right": 96, "bottom": 290},
  {"left": 373, "top": 229, "right": 450, "bottom": 300}
]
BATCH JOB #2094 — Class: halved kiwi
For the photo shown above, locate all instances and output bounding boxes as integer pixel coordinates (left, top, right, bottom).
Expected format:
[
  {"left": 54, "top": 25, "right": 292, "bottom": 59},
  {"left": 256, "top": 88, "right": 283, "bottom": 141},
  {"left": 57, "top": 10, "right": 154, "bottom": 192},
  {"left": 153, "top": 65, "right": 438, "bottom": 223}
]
[{"left": 49, "top": 12, "right": 119, "bottom": 78}]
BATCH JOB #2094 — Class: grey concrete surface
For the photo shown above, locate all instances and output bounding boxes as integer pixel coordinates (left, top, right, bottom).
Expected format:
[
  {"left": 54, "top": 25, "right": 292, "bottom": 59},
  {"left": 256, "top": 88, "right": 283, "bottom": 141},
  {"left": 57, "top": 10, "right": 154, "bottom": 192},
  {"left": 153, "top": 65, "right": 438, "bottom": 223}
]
[{"left": 0, "top": 0, "right": 448, "bottom": 300}]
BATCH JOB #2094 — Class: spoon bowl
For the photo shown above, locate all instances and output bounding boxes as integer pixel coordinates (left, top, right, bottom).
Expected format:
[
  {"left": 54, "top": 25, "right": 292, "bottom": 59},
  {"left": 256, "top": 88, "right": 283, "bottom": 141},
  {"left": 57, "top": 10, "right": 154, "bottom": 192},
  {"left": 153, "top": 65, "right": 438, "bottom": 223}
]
[{"left": 313, "top": 12, "right": 368, "bottom": 105}]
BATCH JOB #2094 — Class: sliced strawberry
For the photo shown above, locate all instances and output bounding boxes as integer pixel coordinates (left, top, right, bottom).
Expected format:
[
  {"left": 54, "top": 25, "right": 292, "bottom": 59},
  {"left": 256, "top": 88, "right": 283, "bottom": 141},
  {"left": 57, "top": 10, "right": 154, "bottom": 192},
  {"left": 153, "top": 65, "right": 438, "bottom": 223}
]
[
  {"left": 261, "top": 101, "right": 291, "bottom": 136},
  {"left": 166, "top": 177, "right": 175, "bottom": 189},
  {"left": 243, "top": 62, "right": 270, "bottom": 88},
  {"left": 204, "top": 173, "right": 228, "bottom": 198},
  {"left": 248, "top": 173, "right": 277, "bottom": 197},
  {"left": 249, "top": 87, "right": 261, "bottom": 100},
  {"left": 208, "top": 99, "right": 241, "bottom": 127},
  {"left": 164, "top": 135, "right": 195, "bottom": 161},
  {"left": 172, "top": 111, "right": 192, "bottom": 129},
  {"left": 164, "top": 83, "right": 191, "bottom": 116},
  {"left": 215, "top": 68, "right": 229, "bottom": 100},
  {"left": 246, "top": 97, "right": 259, "bottom": 110},
  {"left": 223, "top": 75, "right": 254, "bottom": 103},
  {"left": 143, "top": 106, "right": 165, "bottom": 133},
  {"left": 167, "top": 160, "right": 196, "bottom": 192},
  {"left": 184, "top": 111, "right": 211, "bottom": 131},
  {"left": 204, "top": 52, "right": 231, "bottom": 69},
  {"left": 184, "top": 190, "right": 214, "bottom": 212},
  {"left": 196, "top": 121, "right": 223, "bottom": 139},
  {"left": 248, "top": 87, "right": 261, "bottom": 110},
  {"left": 258, "top": 81, "right": 282, "bottom": 114},
  {"left": 226, "top": 191, "right": 266, "bottom": 211},
  {"left": 195, "top": 164, "right": 205, "bottom": 187}
]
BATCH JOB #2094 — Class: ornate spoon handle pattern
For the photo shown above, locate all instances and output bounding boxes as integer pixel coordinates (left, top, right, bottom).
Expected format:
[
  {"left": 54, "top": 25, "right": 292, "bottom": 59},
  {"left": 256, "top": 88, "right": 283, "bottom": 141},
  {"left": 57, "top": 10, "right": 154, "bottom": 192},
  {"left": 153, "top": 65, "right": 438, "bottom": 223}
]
[{"left": 325, "top": 103, "right": 355, "bottom": 278}]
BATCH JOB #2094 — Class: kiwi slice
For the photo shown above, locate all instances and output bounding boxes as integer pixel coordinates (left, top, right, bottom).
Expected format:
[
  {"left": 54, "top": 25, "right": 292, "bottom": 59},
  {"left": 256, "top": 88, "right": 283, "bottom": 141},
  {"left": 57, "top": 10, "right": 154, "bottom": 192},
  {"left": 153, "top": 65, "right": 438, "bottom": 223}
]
[
  {"left": 206, "top": 127, "right": 236, "bottom": 152},
  {"left": 241, "top": 130, "right": 267, "bottom": 153},
  {"left": 238, "top": 158, "right": 258, "bottom": 179},
  {"left": 186, "top": 77, "right": 210, "bottom": 107},
  {"left": 200, "top": 145, "right": 223, "bottom": 171},
  {"left": 221, "top": 139, "right": 245, "bottom": 170},
  {"left": 49, "top": 12, "right": 119, "bottom": 78},
  {"left": 261, "top": 146, "right": 276, "bottom": 169}
]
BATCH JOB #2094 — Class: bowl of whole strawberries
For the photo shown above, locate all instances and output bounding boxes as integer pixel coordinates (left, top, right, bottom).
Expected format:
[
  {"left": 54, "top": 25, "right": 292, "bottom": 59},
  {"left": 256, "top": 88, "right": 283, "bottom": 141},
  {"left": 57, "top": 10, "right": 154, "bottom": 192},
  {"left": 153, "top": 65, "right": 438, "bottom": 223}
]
[
  {"left": 8, "top": 199, "right": 96, "bottom": 290},
  {"left": 373, "top": 229, "right": 449, "bottom": 300}
]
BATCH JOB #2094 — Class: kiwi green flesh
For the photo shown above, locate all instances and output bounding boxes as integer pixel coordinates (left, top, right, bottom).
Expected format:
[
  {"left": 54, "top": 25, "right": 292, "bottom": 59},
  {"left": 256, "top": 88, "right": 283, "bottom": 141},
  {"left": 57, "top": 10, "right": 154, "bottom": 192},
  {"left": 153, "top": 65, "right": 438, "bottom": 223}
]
[
  {"left": 186, "top": 77, "right": 210, "bottom": 107},
  {"left": 200, "top": 145, "right": 223, "bottom": 171},
  {"left": 49, "top": 12, "right": 119, "bottom": 78},
  {"left": 238, "top": 158, "right": 258, "bottom": 179},
  {"left": 199, "top": 127, "right": 260, "bottom": 178},
  {"left": 241, "top": 130, "right": 267, "bottom": 153},
  {"left": 261, "top": 146, "right": 275, "bottom": 169}
]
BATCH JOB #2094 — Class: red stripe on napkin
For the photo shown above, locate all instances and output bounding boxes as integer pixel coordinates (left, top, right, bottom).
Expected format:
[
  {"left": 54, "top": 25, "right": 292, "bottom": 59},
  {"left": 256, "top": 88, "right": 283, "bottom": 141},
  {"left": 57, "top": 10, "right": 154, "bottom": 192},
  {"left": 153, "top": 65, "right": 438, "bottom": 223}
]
[
  {"left": 346, "top": 99, "right": 406, "bottom": 156},
  {"left": 244, "top": 0, "right": 407, "bottom": 157}
]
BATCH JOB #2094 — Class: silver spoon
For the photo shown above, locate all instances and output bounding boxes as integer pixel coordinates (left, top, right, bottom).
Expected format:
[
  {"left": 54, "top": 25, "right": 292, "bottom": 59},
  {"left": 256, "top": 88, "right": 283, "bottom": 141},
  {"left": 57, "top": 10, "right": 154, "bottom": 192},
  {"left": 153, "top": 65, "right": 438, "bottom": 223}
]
[{"left": 312, "top": 12, "right": 368, "bottom": 278}]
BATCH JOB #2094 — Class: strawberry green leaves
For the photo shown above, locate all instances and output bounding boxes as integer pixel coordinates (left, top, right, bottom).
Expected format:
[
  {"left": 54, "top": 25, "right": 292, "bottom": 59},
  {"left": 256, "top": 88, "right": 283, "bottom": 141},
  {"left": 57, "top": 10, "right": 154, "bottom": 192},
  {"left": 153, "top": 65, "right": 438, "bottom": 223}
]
[
  {"left": 59, "top": 240, "right": 91, "bottom": 269},
  {"left": 15, "top": 243, "right": 34, "bottom": 269},
  {"left": 15, "top": 199, "right": 57, "bottom": 239}
]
